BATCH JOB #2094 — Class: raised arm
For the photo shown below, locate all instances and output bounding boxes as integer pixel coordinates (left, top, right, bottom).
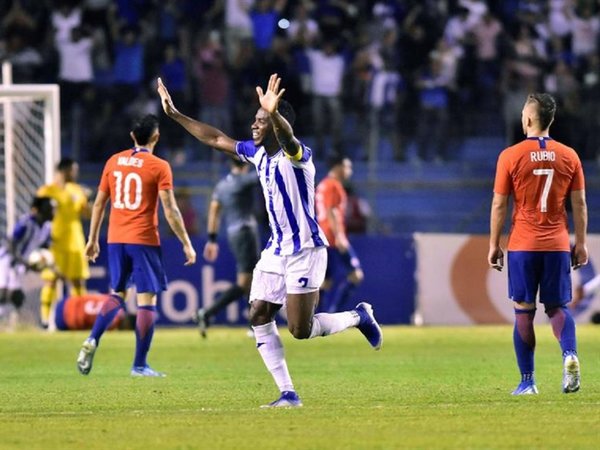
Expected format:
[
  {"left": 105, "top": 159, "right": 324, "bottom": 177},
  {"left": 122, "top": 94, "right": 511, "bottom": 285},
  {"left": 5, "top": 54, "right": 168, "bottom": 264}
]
[
  {"left": 157, "top": 78, "right": 237, "bottom": 155},
  {"left": 570, "top": 189, "right": 588, "bottom": 269},
  {"left": 256, "top": 74, "right": 302, "bottom": 158},
  {"left": 85, "top": 190, "right": 110, "bottom": 262},
  {"left": 488, "top": 192, "right": 508, "bottom": 271},
  {"left": 203, "top": 199, "right": 222, "bottom": 263},
  {"left": 158, "top": 189, "right": 196, "bottom": 266}
]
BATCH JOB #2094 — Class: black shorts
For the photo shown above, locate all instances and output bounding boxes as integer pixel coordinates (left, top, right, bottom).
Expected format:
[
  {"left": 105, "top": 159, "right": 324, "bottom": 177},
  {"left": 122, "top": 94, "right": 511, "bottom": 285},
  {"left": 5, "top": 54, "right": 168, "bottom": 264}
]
[{"left": 228, "top": 226, "right": 260, "bottom": 274}]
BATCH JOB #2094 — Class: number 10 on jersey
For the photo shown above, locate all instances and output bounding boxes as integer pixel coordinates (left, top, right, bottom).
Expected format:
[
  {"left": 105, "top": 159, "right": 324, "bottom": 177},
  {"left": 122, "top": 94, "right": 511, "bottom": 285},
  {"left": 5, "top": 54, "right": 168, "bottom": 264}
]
[{"left": 113, "top": 170, "right": 142, "bottom": 210}]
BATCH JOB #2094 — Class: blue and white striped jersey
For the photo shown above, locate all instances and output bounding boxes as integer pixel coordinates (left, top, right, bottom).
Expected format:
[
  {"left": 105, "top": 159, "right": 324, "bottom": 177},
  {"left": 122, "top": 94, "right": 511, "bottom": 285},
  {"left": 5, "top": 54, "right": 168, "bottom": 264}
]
[
  {"left": 236, "top": 140, "right": 328, "bottom": 256},
  {"left": 0, "top": 214, "right": 52, "bottom": 262}
]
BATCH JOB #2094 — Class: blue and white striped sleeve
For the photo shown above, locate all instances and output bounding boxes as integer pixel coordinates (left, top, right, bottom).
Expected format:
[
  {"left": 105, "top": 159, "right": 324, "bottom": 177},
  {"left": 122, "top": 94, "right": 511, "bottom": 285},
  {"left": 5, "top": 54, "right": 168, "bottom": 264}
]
[{"left": 235, "top": 140, "right": 259, "bottom": 164}]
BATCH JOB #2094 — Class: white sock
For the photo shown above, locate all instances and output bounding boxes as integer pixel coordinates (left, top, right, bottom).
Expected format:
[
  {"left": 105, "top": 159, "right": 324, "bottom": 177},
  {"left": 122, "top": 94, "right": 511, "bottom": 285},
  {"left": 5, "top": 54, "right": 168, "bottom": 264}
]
[
  {"left": 253, "top": 321, "right": 294, "bottom": 392},
  {"left": 309, "top": 311, "right": 360, "bottom": 339}
]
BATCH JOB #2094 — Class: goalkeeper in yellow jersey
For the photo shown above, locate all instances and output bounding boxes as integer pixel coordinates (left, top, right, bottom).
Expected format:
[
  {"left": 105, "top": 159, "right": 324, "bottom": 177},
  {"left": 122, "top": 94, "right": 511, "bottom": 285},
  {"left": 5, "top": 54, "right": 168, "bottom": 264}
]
[{"left": 37, "top": 158, "right": 91, "bottom": 328}]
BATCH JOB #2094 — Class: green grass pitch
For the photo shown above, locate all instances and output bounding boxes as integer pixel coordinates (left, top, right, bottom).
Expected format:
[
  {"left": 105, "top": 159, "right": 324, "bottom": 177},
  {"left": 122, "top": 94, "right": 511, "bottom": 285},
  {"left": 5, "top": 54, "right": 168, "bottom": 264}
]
[{"left": 0, "top": 325, "right": 598, "bottom": 449}]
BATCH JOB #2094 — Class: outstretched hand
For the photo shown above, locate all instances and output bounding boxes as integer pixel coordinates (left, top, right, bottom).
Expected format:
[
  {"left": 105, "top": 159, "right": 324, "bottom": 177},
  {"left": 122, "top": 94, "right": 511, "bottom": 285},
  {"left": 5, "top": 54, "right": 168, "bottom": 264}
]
[
  {"left": 256, "top": 74, "right": 286, "bottom": 114},
  {"left": 157, "top": 77, "right": 178, "bottom": 117}
]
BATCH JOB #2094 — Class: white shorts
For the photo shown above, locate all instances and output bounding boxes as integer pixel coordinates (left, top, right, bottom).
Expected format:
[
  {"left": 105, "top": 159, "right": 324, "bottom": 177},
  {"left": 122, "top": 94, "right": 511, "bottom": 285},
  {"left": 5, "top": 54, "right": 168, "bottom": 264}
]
[
  {"left": 249, "top": 247, "right": 328, "bottom": 305},
  {"left": 0, "top": 254, "right": 25, "bottom": 291}
]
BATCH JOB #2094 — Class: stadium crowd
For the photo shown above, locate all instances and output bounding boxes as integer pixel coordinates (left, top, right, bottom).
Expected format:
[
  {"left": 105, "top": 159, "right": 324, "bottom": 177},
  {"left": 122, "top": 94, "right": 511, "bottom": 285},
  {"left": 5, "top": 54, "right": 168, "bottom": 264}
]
[{"left": 1, "top": 0, "right": 599, "bottom": 165}]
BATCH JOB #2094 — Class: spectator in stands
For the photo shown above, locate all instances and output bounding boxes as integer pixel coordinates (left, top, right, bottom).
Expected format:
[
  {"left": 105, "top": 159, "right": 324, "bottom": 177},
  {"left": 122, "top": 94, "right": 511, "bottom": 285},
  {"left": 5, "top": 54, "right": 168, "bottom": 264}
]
[
  {"left": 230, "top": 37, "right": 262, "bottom": 140},
  {"left": 571, "top": 4, "right": 600, "bottom": 65},
  {"left": 364, "top": 27, "right": 403, "bottom": 165},
  {"left": 307, "top": 39, "right": 346, "bottom": 157},
  {"left": 471, "top": 11, "right": 503, "bottom": 101},
  {"left": 544, "top": 60, "right": 579, "bottom": 149},
  {"left": 55, "top": 25, "right": 94, "bottom": 126},
  {"left": 0, "top": 25, "right": 43, "bottom": 83},
  {"left": 193, "top": 30, "right": 232, "bottom": 162},
  {"left": 1, "top": 0, "right": 49, "bottom": 48},
  {"left": 250, "top": 0, "right": 286, "bottom": 53},
  {"left": 444, "top": 6, "right": 476, "bottom": 48},
  {"left": 501, "top": 24, "right": 546, "bottom": 145},
  {"left": 111, "top": 25, "right": 145, "bottom": 110},
  {"left": 548, "top": 0, "right": 575, "bottom": 41},
  {"left": 159, "top": 43, "right": 187, "bottom": 154},
  {"left": 415, "top": 55, "right": 450, "bottom": 163},
  {"left": 579, "top": 54, "right": 600, "bottom": 162},
  {"left": 156, "top": 0, "right": 182, "bottom": 45},
  {"left": 287, "top": 0, "right": 319, "bottom": 44},
  {"left": 51, "top": 0, "right": 82, "bottom": 43},
  {"left": 219, "top": 0, "right": 255, "bottom": 63}
]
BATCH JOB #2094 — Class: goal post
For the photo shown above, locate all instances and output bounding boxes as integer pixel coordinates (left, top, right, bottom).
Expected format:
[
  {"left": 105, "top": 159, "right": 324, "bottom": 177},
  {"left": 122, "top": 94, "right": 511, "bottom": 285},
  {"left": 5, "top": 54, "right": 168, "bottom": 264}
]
[{"left": 0, "top": 63, "right": 60, "bottom": 238}]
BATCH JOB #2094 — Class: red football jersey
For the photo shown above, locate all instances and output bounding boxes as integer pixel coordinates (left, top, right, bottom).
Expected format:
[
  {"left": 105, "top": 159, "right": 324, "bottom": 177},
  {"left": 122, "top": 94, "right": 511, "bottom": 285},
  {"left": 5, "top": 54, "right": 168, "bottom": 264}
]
[
  {"left": 316, "top": 176, "right": 347, "bottom": 246},
  {"left": 494, "top": 137, "right": 584, "bottom": 251},
  {"left": 98, "top": 148, "right": 173, "bottom": 245}
]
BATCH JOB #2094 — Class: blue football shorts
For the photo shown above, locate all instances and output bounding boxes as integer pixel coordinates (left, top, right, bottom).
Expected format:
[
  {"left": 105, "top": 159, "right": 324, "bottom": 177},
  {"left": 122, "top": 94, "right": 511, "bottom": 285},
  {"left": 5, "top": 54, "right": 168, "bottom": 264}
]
[
  {"left": 507, "top": 250, "right": 571, "bottom": 305},
  {"left": 325, "top": 244, "right": 362, "bottom": 279},
  {"left": 107, "top": 243, "right": 167, "bottom": 294}
]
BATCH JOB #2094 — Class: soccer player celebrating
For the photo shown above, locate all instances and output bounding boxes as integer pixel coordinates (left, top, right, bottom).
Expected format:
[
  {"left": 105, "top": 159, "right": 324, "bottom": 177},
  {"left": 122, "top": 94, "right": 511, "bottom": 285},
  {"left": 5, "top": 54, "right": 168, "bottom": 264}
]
[
  {"left": 158, "top": 74, "right": 382, "bottom": 407},
  {"left": 37, "top": 158, "right": 91, "bottom": 328},
  {"left": 489, "top": 93, "right": 588, "bottom": 395},
  {"left": 77, "top": 114, "right": 196, "bottom": 377},
  {"left": 196, "top": 158, "right": 261, "bottom": 338},
  {"left": 316, "top": 155, "right": 364, "bottom": 312}
]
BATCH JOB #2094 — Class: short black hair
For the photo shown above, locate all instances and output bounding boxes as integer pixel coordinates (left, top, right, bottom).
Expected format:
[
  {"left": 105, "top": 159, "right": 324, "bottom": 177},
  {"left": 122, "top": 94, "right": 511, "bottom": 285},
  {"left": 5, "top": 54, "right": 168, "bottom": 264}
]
[
  {"left": 132, "top": 114, "right": 159, "bottom": 145},
  {"left": 527, "top": 93, "right": 556, "bottom": 130},
  {"left": 31, "top": 196, "right": 53, "bottom": 211},
  {"left": 327, "top": 153, "right": 348, "bottom": 170},
  {"left": 57, "top": 157, "right": 76, "bottom": 172},
  {"left": 277, "top": 99, "right": 296, "bottom": 127}
]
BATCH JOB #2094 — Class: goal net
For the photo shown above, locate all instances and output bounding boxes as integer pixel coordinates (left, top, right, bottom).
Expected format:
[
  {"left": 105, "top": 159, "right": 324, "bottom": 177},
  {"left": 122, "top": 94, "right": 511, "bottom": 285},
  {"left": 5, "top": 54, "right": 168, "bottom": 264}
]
[
  {"left": 0, "top": 84, "right": 60, "bottom": 236},
  {"left": 0, "top": 68, "right": 60, "bottom": 328}
]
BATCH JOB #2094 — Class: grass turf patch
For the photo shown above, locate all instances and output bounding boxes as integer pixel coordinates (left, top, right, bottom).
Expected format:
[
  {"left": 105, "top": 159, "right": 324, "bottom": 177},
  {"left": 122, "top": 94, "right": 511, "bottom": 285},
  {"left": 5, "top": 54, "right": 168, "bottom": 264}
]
[{"left": 0, "top": 325, "right": 598, "bottom": 449}]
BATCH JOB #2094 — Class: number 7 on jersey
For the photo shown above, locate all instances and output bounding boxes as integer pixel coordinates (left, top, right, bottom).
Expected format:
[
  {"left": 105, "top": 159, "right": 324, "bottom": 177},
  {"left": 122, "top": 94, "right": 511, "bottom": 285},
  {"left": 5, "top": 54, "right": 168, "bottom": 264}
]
[{"left": 533, "top": 168, "right": 554, "bottom": 213}]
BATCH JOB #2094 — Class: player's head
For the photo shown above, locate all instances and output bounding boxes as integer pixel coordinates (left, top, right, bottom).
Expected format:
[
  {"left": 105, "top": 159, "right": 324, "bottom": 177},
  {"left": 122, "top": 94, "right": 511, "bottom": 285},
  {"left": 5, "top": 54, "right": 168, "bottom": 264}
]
[
  {"left": 252, "top": 99, "right": 295, "bottom": 146},
  {"left": 327, "top": 154, "right": 353, "bottom": 181},
  {"left": 31, "top": 196, "right": 55, "bottom": 223},
  {"left": 230, "top": 157, "right": 249, "bottom": 173},
  {"left": 131, "top": 114, "right": 160, "bottom": 148},
  {"left": 57, "top": 157, "right": 79, "bottom": 182},
  {"left": 522, "top": 93, "right": 556, "bottom": 134}
]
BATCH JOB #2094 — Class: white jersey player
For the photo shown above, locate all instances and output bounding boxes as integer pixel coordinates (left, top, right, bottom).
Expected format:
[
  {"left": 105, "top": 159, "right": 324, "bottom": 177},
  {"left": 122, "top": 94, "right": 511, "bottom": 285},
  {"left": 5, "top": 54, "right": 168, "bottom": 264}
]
[
  {"left": 0, "top": 197, "right": 54, "bottom": 326},
  {"left": 158, "top": 73, "right": 383, "bottom": 408}
]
